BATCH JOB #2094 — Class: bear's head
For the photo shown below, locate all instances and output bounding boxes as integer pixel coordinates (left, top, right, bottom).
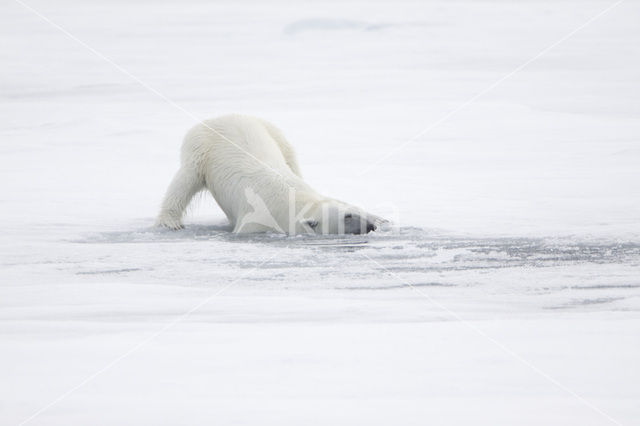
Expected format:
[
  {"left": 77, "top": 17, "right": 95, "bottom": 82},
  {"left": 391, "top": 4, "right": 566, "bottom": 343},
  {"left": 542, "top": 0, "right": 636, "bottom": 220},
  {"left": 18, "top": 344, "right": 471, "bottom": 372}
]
[{"left": 300, "top": 200, "right": 381, "bottom": 235}]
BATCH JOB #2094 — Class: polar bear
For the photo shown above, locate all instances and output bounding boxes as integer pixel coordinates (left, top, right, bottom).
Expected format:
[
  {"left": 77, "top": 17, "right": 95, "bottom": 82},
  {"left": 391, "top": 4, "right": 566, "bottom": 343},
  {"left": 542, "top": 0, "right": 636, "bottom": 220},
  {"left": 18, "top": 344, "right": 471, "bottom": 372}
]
[{"left": 156, "top": 114, "right": 383, "bottom": 234}]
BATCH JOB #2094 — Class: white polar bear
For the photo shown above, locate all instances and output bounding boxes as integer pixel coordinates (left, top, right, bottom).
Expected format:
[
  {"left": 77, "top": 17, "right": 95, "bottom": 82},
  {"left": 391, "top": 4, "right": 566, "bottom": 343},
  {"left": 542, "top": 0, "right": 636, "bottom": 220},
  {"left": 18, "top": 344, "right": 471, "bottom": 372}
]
[{"left": 156, "top": 114, "right": 383, "bottom": 234}]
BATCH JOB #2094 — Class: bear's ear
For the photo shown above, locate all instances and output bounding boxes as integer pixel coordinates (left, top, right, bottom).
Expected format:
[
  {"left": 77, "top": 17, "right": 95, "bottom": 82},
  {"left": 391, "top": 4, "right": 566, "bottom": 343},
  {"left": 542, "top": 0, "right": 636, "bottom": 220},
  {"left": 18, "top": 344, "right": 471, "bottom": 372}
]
[{"left": 305, "top": 220, "right": 319, "bottom": 230}]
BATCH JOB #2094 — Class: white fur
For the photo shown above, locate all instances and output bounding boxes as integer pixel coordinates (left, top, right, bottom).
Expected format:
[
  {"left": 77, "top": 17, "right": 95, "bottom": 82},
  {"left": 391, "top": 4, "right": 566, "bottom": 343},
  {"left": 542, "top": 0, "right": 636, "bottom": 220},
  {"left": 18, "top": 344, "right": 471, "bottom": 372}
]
[{"left": 156, "top": 114, "right": 381, "bottom": 234}]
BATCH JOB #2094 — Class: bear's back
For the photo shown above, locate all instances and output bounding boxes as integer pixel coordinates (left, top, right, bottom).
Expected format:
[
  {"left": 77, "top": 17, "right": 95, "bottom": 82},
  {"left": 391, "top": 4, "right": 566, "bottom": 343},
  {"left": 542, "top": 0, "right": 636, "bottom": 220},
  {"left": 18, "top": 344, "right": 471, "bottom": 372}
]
[{"left": 181, "top": 114, "right": 292, "bottom": 176}]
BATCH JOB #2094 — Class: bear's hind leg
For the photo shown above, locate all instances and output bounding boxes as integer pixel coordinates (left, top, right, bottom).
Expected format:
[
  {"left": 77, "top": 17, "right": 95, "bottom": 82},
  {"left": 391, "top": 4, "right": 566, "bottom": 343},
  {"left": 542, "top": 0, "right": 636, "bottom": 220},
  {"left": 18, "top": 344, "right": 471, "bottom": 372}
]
[{"left": 156, "top": 166, "right": 204, "bottom": 230}]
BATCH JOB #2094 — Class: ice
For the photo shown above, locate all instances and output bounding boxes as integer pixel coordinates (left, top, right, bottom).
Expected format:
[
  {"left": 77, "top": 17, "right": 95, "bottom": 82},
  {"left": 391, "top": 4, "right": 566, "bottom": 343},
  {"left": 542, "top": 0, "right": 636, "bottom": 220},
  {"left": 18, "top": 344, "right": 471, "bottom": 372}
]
[{"left": 1, "top": 0, "right": 639, "bottom": 425}]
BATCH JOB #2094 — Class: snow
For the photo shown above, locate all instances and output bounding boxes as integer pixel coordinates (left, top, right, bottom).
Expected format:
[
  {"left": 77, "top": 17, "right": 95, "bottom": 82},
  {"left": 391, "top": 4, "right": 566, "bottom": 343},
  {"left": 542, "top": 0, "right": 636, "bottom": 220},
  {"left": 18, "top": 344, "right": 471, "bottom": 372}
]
[{"left": 1, "top": 0, "right": 639, "bottom": 424}]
